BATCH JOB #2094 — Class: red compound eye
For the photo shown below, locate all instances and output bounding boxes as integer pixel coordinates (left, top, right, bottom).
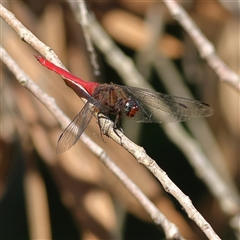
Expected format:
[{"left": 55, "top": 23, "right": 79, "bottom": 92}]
[{"left": 123, "top": 100, "right": 140, "bottom": 118}]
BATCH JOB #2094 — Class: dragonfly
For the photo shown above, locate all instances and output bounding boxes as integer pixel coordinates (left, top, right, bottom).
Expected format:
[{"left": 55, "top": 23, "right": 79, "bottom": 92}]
[{"left": 35, "top": 55, "right": 213, "bottom": 154}]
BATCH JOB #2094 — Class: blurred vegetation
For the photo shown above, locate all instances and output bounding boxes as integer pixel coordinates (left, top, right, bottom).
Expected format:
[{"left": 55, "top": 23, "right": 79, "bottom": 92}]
[{"left": 1, "top": 1, "right": 239, "bottom": 239}]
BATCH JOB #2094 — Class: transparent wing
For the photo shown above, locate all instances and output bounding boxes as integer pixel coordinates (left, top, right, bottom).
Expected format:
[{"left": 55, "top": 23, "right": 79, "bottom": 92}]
[
  {"left": 121, "top": 85, "right": 213, "bottom": 123},
  {"left": 56, "top": 88, "right": 113, "bottom": 154},
  {"left": 56, "top": 102, "right": 93, "bottom": 154}
]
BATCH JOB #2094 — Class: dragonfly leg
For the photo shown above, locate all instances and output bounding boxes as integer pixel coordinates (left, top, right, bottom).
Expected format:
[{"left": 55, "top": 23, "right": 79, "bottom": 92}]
[
  {"left": 97, "top": 111, "right": 123, "bottom": 145},
  {"left": 113, "top": 112, "right": 123, "bottom": 145}
]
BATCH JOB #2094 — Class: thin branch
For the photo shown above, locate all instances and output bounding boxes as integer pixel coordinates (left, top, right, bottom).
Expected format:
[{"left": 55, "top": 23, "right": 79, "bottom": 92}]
[
  {"left": 162, "top": 0, "right": 240, "bottom": 91},
  {"left": 0, "top": 4, "right": 67, "bottom": 69},
  {"left": 100, "top": 119, "right": 221, "bottom": 240}
]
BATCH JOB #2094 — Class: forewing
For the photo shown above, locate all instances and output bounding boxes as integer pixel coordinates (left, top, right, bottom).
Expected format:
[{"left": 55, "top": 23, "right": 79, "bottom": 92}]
[
  {"left": 121, "top": 86, "right": 213, "bottom": 123},
  {"left": 56, "top": 102, "right": 93, "bottom": 154}
]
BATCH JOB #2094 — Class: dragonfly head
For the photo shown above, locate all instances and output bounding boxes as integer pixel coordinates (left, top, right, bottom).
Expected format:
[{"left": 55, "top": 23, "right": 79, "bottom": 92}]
[{"left": 122, "top": 99, "right": 140, "bottom": 118}]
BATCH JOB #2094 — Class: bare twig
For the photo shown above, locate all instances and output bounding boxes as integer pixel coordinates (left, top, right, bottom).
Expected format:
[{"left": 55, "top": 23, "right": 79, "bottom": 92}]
[
  {"left": 0, "top": 4, "right": 59, "bottom": 65},
  {"left": 162, "top": 0, "right": 240, "bottom": 91},
  {"left": 100, "top": 120, "right": 221, "bottom": 240}
]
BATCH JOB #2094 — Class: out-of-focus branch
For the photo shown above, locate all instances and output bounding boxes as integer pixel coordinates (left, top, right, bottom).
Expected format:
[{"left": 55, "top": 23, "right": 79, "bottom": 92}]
[
  {"left": 24, "top": 165, "right": 51, "bottom": 239},
  {"left": 162, "top": 0, "right": 240, "bottom": 91},
  {"left": 1, "top": 45, "right": 182, "bottom": 239},
  {"left": 69, "top": 0, "right": 100, "bottom": 75}
]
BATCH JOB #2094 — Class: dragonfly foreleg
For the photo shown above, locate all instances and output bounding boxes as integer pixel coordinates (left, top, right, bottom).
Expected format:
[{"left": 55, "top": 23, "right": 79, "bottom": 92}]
[
  {"left": 97, "top": 111, "right": 123, "bottom": 145},
  {"left": 113, "top": 112, "right": 124, "bottom": 145}
]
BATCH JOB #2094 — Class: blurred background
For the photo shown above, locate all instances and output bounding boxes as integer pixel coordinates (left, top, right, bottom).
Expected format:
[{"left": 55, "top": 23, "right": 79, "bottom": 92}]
[{"left": 1, "top": 0, "right": 239, "bottom": 239}]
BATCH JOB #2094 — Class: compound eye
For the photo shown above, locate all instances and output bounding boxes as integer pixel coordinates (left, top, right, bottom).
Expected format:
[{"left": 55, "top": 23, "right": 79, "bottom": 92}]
[{"left": 123, "top": 100, "right": 139, "bottom": 118}]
